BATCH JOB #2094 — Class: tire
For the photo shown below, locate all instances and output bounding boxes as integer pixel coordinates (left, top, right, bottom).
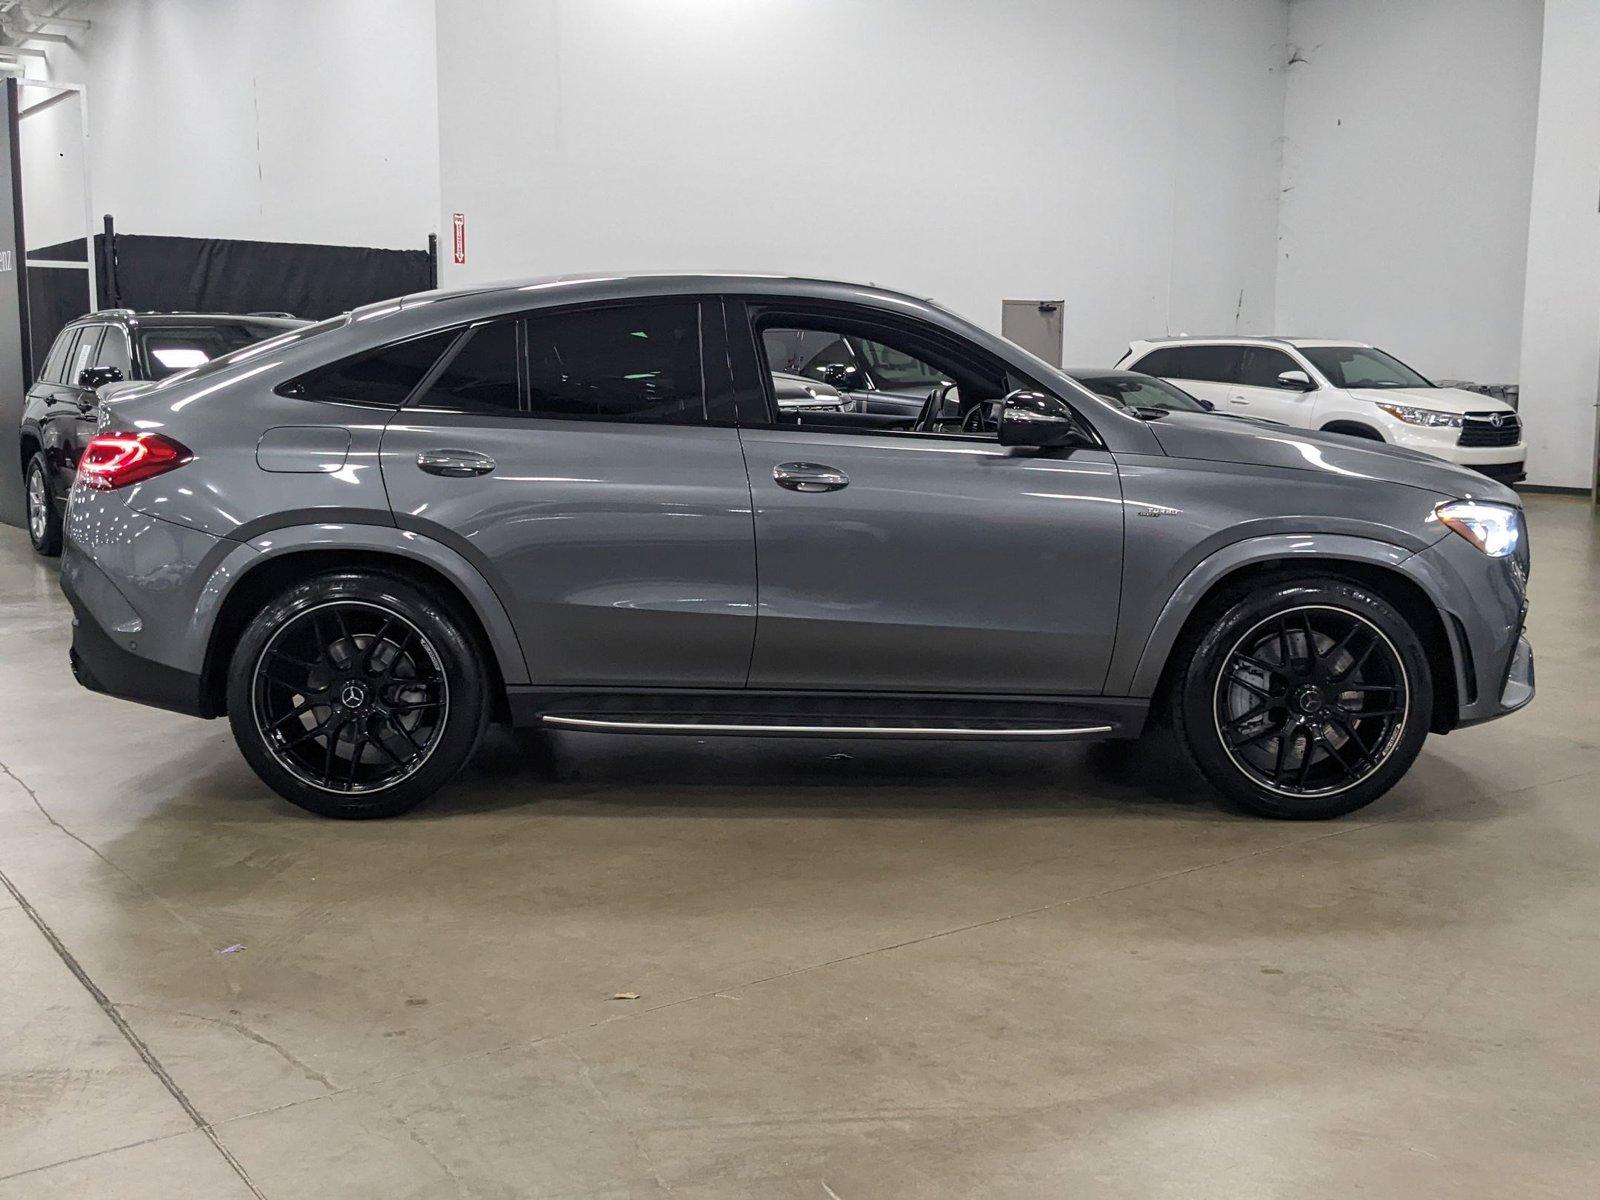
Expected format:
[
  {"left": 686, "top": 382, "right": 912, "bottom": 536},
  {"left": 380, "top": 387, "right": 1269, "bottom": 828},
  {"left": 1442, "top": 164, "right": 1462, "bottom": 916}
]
[
  {"left": 25, "top": 453, "right": 62, "bottom": 557},
  {"left": 226, "top": 571, "right": 490, "bottom": 818},
  {"left": 1168, "top": 576, "right": 1432, "bottom": 819}
]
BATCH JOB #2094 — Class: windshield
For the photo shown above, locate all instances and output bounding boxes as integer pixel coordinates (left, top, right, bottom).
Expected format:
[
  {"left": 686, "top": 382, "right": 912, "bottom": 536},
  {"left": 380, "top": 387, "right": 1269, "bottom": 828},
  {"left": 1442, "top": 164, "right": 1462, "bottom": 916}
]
[
  {"left": 1299, "top": 345, "right": 1432, "bottom": 390},
  {"left": 1079, "top": 374, "right": 1207, "bottom": 413},
  {"left": 146, "top": 315, "right": 347, "bottom": 390},
  {"left": 139, "top": 324, "right": 296, "bottom": 380}
]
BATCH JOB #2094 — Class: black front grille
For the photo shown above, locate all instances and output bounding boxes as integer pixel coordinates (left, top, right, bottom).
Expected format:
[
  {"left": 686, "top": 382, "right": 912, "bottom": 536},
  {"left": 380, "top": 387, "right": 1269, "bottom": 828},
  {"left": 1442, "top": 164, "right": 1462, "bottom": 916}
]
[{"left": 1458, "top": 412, "right": 1521, "bottom": 447}]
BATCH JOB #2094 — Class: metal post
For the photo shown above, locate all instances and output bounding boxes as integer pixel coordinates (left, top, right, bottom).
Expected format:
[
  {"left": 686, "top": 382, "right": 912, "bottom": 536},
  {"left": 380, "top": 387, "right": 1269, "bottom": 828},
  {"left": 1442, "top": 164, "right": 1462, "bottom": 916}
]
[
  {"left": 100, "top": 212, "right": 117, "bottom": 308},
  {"left": 427, "top": 232, "right": 439, "bottom": 290}
]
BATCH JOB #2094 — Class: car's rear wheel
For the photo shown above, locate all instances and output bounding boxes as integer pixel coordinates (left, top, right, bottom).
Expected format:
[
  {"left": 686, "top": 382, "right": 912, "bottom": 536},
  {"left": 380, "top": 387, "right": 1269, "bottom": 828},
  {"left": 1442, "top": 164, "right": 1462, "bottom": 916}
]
[
  {"left": 25, "top": 453, "right": 62, "bottom": 557},
  {"left": 226, "top": 571, "right": 489, "bottom": 818},
  {"left": 1169, "top": 576, "right": 1433, "bottom": 819}
]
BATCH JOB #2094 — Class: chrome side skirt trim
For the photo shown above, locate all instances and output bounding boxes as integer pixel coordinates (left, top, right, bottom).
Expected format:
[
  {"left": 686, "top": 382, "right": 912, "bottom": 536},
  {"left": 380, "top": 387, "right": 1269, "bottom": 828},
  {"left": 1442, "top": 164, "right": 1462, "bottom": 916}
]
[{"left": 541, "top": 715, "right": 1115, "bottom": 738}]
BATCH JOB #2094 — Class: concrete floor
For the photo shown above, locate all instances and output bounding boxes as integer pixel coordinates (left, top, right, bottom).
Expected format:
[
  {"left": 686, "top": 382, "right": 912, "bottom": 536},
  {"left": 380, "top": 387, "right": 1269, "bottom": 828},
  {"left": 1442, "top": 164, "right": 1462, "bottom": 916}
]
[{"left": 0, "top": 495, "right": 1596, "bottom": 1198}]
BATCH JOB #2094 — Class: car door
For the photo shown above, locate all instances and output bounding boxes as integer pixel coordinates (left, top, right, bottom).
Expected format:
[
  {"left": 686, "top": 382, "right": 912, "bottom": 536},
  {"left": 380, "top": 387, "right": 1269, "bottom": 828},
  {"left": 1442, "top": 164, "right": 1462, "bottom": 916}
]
[
  {"left": 1231, "top": 346, "right": 1316, "bottom": 427},
  {"left": 730, "top": 299, "right": 1124, "bottom": 695},
  {"left": 379, "top": 299, "right": 759, "bottom": 687}
]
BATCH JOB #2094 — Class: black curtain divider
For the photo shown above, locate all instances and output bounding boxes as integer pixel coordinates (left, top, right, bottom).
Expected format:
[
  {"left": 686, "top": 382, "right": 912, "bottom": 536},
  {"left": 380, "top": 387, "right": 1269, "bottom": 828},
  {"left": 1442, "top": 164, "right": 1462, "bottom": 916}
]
[
  {"left": 108, "top": 233, "right": 432, "bottom": 320},
  {"left": 23, "top": 230, "right": 434, "bottom": 375}
]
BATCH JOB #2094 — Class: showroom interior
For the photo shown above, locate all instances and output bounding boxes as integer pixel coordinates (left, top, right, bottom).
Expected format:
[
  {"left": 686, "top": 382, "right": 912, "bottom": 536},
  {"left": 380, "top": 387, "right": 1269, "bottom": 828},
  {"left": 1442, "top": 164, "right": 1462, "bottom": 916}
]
[{"left": 0, "top": 0, "right": 1597, "bottom": 1196}]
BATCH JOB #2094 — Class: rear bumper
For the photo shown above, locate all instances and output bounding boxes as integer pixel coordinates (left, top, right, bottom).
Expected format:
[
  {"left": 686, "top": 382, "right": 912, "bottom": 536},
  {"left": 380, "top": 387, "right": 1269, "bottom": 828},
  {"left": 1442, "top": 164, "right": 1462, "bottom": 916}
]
[
  {"left": 66, "top": 590, "right": 208, "bottom": 717},
  {"left": 59, "top": 522, "right": 212, "bottom": 717}
]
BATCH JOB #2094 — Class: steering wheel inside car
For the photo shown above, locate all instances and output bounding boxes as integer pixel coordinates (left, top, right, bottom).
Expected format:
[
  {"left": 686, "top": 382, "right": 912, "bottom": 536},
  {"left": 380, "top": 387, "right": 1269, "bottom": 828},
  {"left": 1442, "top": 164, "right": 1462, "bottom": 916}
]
[
  {"left": 961, "top": 400, "right": 1003, "bottom": 434},
  {"left": 915, "top": 380, "right": 961, "bottom": 432}
]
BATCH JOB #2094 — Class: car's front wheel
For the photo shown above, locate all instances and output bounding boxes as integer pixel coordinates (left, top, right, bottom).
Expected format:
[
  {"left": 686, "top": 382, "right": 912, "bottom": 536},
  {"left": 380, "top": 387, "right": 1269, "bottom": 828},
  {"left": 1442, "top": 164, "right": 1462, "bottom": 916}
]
[
  {"left": 1169, "top": 576, "right": 1433, "bottom": 819},
  {"left": 226, "top": 571, "right": 490, "bottom": 818},
  {"left": 25, "top": 453, "right": 62, "bottom": 557}
]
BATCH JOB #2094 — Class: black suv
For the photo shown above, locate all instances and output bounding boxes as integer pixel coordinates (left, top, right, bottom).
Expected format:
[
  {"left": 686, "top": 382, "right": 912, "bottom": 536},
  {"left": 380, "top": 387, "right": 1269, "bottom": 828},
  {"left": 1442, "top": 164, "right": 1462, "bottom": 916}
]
[{"left": 19, "top": 310, "right": 304, "bottom": 555}]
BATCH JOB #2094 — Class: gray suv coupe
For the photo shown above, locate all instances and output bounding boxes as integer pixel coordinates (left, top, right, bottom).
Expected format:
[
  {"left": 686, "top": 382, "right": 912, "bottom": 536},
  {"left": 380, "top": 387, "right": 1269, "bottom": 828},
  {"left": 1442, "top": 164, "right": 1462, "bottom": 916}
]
[{"left": 58, "top": 275, "right": 1534, "bottom": 820}]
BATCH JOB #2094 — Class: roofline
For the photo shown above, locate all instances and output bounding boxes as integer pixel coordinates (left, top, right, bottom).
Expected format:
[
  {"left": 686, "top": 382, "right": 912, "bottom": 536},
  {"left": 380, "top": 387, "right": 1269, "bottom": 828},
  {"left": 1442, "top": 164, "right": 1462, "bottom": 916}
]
[{"left": 1129, "top": 334, "right": 1373, "bottom": 350}]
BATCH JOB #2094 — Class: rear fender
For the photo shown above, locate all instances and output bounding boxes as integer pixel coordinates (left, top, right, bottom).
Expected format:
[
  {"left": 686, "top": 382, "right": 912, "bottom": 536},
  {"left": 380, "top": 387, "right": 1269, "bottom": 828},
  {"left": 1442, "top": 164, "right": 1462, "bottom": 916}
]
[{"left": 203, "top": 522, "right": 530, "bottom": 685}]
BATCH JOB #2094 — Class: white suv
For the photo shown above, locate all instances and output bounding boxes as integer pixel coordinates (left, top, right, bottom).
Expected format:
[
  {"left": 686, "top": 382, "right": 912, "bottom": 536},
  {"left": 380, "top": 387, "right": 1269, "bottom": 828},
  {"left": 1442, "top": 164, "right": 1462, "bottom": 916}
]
[{"left": 1115, "top": 337, "right": 1525, "bottom": 484}]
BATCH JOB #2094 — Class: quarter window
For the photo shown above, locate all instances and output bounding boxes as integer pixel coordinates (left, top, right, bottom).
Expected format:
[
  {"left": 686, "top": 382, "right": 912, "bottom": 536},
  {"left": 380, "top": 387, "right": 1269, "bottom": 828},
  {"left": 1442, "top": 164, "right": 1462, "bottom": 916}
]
[
  {"left": 1129, "top": 347, "right": 1181, "bottom": 377},
  {"left": 289, "top": 330, "right": 461, "bottom": 408},
  {"left": 524, "top": 301, "right": 703, "bottom": 423}
]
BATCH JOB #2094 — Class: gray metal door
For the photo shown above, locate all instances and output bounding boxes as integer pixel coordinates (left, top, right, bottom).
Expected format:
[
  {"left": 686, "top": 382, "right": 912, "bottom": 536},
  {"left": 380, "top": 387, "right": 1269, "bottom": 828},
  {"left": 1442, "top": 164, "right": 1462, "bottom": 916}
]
[
  {"left": 1001, "top": 300, "right": 1065, "bottom": 367},
  {"left": 382, "top": 415, "right": 758, "bottom": 687},
  {"left": 737, "top": 428, "right": 1125, "bottom": 694}
]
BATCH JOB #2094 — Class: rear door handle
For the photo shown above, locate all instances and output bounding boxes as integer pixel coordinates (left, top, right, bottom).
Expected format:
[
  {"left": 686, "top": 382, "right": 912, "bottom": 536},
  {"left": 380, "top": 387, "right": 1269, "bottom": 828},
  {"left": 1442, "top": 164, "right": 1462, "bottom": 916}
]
[
  {"left": 773, "top": 462, "right": 849, "bottom": 493},
  {"left": 416, "top": 449, "right": 496, "bottom": 477}
]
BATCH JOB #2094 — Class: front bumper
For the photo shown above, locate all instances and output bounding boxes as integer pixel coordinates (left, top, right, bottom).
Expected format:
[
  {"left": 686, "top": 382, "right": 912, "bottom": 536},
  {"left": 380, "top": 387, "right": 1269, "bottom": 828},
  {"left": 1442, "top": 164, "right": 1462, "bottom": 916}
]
[{"left": 1499, "top": 633, "right": 1535, "bottom": 713}]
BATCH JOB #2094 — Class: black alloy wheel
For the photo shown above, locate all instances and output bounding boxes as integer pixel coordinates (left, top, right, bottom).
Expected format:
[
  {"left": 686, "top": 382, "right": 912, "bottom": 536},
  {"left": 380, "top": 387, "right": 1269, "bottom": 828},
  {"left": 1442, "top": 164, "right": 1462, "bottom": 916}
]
[
  {"left": 228, "top": 572, "right": 489, "bottom": 818},
  {"left": 1213, "top": 605, "right": 1408, "bottom": 798},
  {"left": 1171, "top": 577, "right": 1433, "bottom": 819},
  {"left": 252, "top": 600, "right": 449, "bottom": 795}
]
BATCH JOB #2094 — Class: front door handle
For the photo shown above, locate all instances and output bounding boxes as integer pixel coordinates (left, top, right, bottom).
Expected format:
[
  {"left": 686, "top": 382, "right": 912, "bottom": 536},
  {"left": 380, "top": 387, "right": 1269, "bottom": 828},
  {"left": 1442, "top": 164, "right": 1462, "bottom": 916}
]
[
  {"left": 773, "top": 462, "right": 849, "bottom": 493},
  {"left": 416, "top": 449, "right": 496, "bottom": 478}
]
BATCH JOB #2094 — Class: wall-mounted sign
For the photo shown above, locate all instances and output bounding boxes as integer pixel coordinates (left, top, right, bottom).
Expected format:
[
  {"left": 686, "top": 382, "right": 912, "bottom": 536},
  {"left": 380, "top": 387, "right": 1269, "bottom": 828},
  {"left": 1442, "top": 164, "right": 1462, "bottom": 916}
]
[{"left": 452, "top": 212, "right": 466, "bottom": 265}]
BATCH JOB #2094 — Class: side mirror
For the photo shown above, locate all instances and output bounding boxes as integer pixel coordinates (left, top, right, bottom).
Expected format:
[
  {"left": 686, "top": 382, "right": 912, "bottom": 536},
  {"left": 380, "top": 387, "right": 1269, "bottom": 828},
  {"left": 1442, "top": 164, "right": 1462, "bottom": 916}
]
[
  {"left": 1277, "top": 369, "right": 1315, "bottom": 391},
  {"left": 1196, "top": 397, "right": 1216, "bottom": 411},
  {"left": 997, "top": 390, "right": 1088, "bottom": 448},
  {"left": 78, "top": 365, "right": 123, "bottom": 390},
  {"left": 818, "top": 362, "right": 860, "bottom": 391}
]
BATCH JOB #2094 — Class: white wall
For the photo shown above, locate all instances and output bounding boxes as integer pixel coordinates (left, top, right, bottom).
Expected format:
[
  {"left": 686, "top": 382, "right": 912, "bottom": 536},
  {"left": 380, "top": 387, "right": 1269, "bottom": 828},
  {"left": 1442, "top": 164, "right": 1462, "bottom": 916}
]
[
  {"left": 22, "top": 0, "right": 440, "bottom": 253},
  {"left": 1275, "top": 0, "right": 1542, "bottom": 385},
  {"left": 1517, "top": 0, "right": 1600, "bottom": 492},
  {"left": 433, "top": 0, "right": 1289, "bottom": 361}
]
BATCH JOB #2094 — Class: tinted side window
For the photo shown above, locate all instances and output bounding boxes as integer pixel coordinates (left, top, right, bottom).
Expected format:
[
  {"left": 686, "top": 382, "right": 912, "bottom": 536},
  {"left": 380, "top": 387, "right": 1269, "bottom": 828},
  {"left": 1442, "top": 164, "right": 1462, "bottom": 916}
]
[
  {"left": 524, "top": 301, "right": 703, "bottom": 423},
  {"left": 1239, "top": 347, "right": 1298, "bottom": 388},
  {"left": 290, "top": 330, "right": 460, "bottom": 407},
  {"left": 1129, "top": 347, "right": 1181, "bottom": 377},
  {"left": 416, "top": 322, "right": 519, "bottom": 414},
  {"left": 40, "top": 328, "right": 80, "bottom": 384},
  {"left": 69, "top": 328, "right": 104, "bottom": 386},
  {"left": 94, "top": 327, "right": 134, "bottom": 379},
  {"left": 1176, "top": 345, "right": 1244, "bottom": 384}
]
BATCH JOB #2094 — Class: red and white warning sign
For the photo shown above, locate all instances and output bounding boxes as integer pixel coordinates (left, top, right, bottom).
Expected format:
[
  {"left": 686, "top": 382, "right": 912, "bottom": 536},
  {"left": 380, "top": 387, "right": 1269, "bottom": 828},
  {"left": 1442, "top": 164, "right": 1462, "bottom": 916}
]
[{"left": 451, "top": 212, "right": 466, "bottom": 265}]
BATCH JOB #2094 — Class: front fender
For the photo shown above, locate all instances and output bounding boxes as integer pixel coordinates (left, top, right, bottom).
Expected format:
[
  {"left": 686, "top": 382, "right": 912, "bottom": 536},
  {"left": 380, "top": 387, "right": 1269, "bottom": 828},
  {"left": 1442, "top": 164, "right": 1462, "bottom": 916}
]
[
  {"left": 201, "top": 522, "right": 530, "bottom": 685},
  {"left": 1113, "top": 533, "right": 1462, "bottom": 700}
]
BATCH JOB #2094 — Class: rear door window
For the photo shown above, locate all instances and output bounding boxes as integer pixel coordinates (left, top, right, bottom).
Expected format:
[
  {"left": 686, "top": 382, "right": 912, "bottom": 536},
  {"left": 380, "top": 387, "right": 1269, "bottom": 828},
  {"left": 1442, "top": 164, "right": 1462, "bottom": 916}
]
[
  {"left": 415, "top": 322, "right": 520, "bottom": 414},
  {"left": 1175, "top": 345, "right": 1244, "bottom": 384},
  {"left": 68, "top": 328, "right": 104, "bottom": 387},
  {"left": 523, "top": 301, "right": 704, "bottom": 423},
  {"left": 93, "top": 326, "right": 134, "bottom": 379}
]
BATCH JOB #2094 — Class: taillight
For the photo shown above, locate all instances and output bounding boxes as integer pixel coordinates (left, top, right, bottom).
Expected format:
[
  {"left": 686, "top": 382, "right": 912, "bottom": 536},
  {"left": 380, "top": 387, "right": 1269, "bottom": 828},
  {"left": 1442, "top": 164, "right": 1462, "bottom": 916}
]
[{"left": 78, "top": 432, "right": 192, "bottom": 490}]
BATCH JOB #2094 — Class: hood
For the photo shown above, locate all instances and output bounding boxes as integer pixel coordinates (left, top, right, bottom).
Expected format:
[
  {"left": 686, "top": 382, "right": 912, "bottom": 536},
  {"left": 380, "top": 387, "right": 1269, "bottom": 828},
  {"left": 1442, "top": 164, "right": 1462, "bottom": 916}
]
[
  {"left": 1344, "top": 385, "right": 1514, "bottom": 415},
  {"left": 1145, "top": 411, "right": 1520, "bottom": 504}
]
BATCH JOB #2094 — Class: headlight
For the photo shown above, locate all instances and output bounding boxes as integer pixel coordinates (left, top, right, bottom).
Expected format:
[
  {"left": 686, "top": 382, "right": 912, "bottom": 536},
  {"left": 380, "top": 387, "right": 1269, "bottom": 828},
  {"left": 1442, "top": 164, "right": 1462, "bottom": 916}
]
[
  {"left": 1433, "top": 500, "right": 1521, "bottom": 557},
  {"left": 1376, "top": 403, "right": 1463, "bottom": 428}
]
